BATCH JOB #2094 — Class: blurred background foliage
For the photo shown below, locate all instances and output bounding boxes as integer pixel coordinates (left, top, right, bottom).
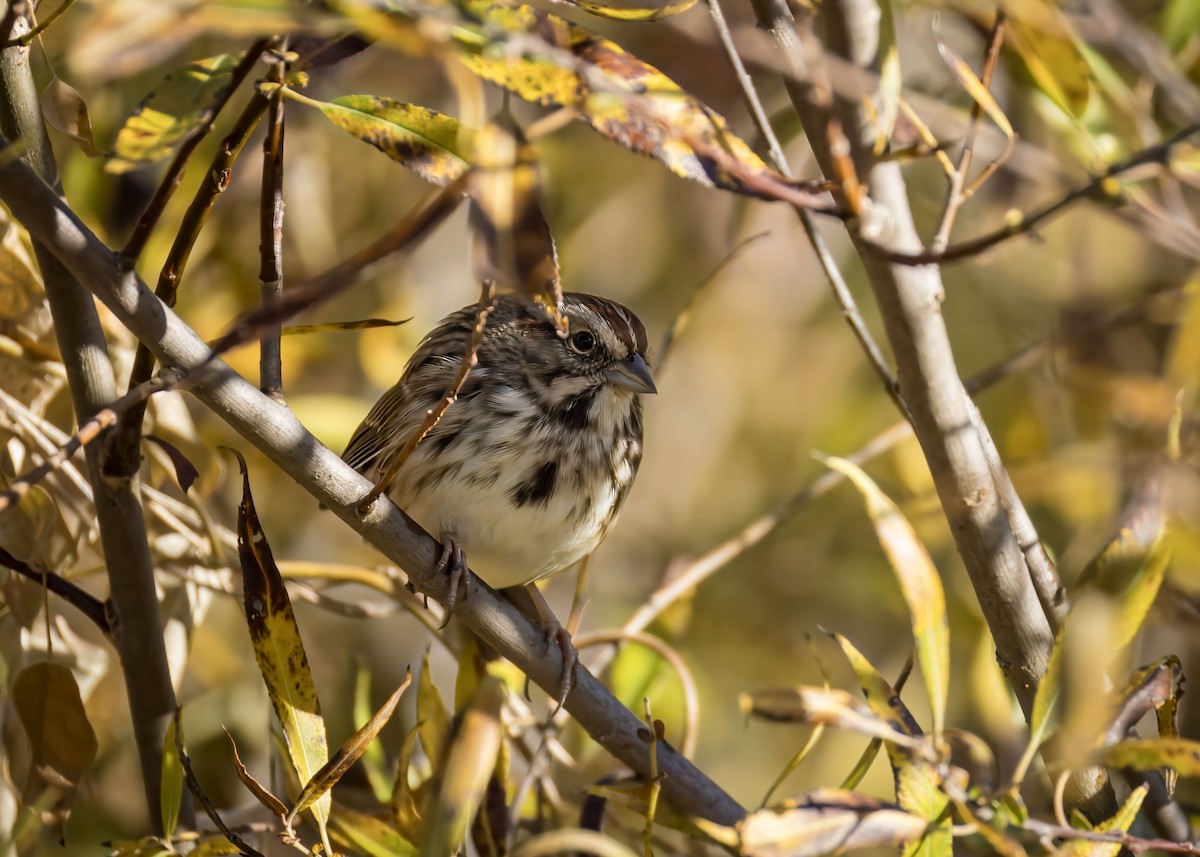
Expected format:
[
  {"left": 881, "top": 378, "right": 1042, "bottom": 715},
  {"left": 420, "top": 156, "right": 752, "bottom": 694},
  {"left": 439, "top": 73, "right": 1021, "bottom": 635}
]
[{"left": 2, "top": 0, "right": 1200, "bottom": 851}]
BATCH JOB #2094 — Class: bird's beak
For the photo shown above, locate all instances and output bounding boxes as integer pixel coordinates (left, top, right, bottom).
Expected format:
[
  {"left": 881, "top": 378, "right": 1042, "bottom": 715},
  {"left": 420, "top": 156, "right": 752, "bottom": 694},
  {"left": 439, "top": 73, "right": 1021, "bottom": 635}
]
[{"left": 606, "top": 353, "right": 657, "bottom": 394}]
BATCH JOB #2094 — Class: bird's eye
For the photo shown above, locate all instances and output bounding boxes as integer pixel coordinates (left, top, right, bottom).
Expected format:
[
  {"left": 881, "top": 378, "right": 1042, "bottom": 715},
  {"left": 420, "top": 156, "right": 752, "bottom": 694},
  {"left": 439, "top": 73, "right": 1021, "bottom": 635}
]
[{"left": 570, "top": 331, "right": 596, "bottom": 353}]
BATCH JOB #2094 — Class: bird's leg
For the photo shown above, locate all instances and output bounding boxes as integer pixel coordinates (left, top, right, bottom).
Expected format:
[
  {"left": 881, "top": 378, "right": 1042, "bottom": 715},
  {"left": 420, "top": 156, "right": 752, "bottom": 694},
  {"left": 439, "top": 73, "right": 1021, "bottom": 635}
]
[
  {"left": 434, "top": 533, "right": 469, "bottom": 629},
  {"left": 508, "top": 583, "right": 578, "bottom": 714}
]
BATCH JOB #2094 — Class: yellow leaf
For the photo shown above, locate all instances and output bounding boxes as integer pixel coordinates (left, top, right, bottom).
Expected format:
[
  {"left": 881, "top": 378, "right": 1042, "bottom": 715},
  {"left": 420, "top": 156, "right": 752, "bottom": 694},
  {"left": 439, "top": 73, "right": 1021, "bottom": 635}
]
[{"left": 820, "top": 456, "right": 950, "bottom": 742}]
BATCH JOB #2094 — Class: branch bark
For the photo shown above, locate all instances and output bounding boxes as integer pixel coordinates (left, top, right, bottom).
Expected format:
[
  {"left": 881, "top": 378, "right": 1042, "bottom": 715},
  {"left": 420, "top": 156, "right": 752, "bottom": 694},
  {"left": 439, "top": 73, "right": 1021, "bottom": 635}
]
[
  {"left": 747, "top": 0, "right": 1116, "bottom": 820},
  {"left": 0, "top": 141, "right": 748, "bottom": 828},
  {"left": 0, "top": 4, "right": 189, "bottom": 830}
]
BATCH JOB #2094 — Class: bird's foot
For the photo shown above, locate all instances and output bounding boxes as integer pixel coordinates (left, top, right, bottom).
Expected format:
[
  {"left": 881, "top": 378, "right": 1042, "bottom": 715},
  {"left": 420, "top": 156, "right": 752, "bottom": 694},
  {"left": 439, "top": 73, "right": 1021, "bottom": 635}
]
[
  {"left": 434, "top": 534, "right": 469, "bottom": 629},
  {"left": 519, "top": 583, "right": 578, "bottom": 714}
]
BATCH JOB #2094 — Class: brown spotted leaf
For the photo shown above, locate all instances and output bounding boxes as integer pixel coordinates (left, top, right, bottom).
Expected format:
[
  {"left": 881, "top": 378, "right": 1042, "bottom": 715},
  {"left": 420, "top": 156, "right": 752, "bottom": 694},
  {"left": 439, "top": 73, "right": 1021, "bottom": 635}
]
[
  {"left": 273, "top": 87, "right": 472, "bottom": 185},
  {"left": 1100, "top": 738, "right": 1200, "bottom": 777},
  {"left": 12, "top": 663, "right": 98, "bottom": 839},
  {"left": 231, "top": 450, "right": 331, "bottom": 847},
  {"left": 107, "top": 53, "right": 241, "bottom": 173},
  {"left": 449, "top": 0, "right": 830, "bottom": 205}
]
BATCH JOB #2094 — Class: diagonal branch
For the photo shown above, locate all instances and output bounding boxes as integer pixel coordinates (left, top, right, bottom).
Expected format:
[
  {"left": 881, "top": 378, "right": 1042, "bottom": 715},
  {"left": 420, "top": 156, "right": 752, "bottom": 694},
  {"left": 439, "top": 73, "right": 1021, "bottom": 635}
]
[{"left": 0, "top": 138, "right": 748, "bottom": 829}]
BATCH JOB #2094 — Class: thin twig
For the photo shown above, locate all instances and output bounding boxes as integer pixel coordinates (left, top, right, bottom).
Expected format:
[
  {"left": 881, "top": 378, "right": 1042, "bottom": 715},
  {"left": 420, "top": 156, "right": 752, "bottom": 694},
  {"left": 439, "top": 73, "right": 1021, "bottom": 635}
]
[
  {"left": 258, "top": 50, "right": 287, "bottom": 399},
  {"left": 873, "top": 121, "right": 1200, "bottom": 265},
  {"left": 0, "top": 0, "right": 74, "bottom": 47},
  {"left": 0, "top": 369, "right": 184, "bottom": 512},
  {"left": 930, "top": 10, "right": 1006, "bottom": 253},
  {"left": 121, "top": 38, "right": 271, "bottom": 261},
  {"left": 0, "top": 138, "right": 747, "bottom": 827},
  {"left": 0, "top": 545, "right": 111, "bottom": 636},
  {"left": 110, "top": 91, "right": 273, "bottom": 477},
  {"left": 706, "top": 0, "right": 904, "bottom": 415}
]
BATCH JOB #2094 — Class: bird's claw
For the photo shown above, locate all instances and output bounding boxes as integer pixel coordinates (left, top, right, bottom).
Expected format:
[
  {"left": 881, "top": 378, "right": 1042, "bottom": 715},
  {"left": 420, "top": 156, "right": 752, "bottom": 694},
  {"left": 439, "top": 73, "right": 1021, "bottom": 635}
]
[
  {"left": 547, "top": 624, "right": 578, "bottom": 716},
  {"left": 434, "top": 535, "right": 469, "bottom": 630}
]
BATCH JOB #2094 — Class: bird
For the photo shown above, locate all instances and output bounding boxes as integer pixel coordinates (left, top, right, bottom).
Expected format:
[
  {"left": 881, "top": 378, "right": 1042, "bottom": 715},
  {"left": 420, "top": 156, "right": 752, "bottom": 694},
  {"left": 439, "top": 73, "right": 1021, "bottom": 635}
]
[{"left": 342, "top": 291, "right": 655, "bottom": 701}]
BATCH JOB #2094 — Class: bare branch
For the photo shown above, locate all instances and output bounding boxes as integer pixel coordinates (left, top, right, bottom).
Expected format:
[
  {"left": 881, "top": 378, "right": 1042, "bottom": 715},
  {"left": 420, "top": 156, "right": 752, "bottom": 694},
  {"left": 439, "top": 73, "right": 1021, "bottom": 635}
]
[
  {"left": 0, "top": 545, "right": 111, "bottom": 636},
  {"left": 0, "top": 139, "right": 747, "bottom": 828}
]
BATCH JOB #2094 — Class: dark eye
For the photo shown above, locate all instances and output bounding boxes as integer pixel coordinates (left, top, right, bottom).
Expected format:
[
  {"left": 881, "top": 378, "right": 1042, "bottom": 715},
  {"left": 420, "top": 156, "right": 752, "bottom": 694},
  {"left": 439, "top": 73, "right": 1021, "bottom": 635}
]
[{"left": 570, "top": 330, "right": 596, "bottom": 353}]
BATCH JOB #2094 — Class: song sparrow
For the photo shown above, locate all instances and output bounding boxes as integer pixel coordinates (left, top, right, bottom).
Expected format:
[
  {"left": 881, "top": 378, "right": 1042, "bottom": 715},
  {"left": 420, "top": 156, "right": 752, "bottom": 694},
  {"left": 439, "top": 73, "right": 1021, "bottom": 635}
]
[{"left": 342, "top": 291, "right": 654, "bottom": 613}]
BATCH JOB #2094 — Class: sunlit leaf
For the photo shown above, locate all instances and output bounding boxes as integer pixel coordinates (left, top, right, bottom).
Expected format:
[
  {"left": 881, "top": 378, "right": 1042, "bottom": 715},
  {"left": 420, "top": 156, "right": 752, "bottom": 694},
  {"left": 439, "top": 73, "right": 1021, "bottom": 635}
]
[
  {"left": 737, "top": 789, "right": 927, "bottom": 857},
  {"left": 558, "top": 0, "right": 697, "bottom": 21},
  {"left": 12, "top": 663, "right": 98, "bottom": 839},
  {"left": 419, "top": 676, "right": 505, "bottom": 857},
  {"left": 741, "top": 686, "right": 931, "bottom": 755},
  {"left": 1001, "top": 1, "right": 1092, "bottom": 117},
  {"left": 274, "top": 87, "right": 472, "bottom": 185},
  {"left": 231, "top": 450, "right": 330, "bottom": 848},
  {"left": 896, "top": 760, "right": 950, "bottom": 857},
  {"left": 1100, "top": 738, "right": 1200, "bottom": 776},
  {"left": 449, "top": 0, "right": 830, "bottom": 205},
  {"left": 288, "top": 669, "right": 412, "bottom": 823},
  {"left": 933, "top": 26, "right": 1014, "bottom": 154},
  {"left": 107, "top": 53, "right": 241, "bottom": 173},
  {"left": 821, "top": 456, "right": 949, "bottom": 741},
  {"left": 42, "top": 76, "right": 102, "bottom": 157},
  {"left": 332, "top": 807, "right": 418, "bottom": 857},
  {"left": 873, "top": 0, "right": 901, "bottom": 153},
  {"left": 1059, "top": 784, "right": 1147, "bottom": 857}
]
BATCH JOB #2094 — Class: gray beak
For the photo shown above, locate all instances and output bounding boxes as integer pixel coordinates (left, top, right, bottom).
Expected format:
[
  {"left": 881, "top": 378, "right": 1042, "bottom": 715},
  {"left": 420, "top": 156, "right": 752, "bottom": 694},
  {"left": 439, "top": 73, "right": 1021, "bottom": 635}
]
[{"left": 606, "top": 353, "right": 657, "bottom": 394}]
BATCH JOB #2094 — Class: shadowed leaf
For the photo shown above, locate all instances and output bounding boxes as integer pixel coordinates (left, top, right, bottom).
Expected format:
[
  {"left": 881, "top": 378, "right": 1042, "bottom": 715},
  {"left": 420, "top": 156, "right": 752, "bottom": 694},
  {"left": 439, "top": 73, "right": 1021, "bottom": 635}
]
[
  {"left": 144, "top": 434, "right": 200, "bottom": 494},
  {"left": 12, "top": 662, "right": 98, "bottom": 839},
  {"left": 419, "top": 676, "right": 505, "bottom": 857},
  {"left": 42, "top": 76, "right": 102, "bottom": 157},
  {"left": 288, "top": 669, "right": 413, "bottom": 823},
  {"left": 821, "top": 456, "right": 949, "bottom": 742},
  {"left": 468, "top": 113, "right": 564, "bottom": 327},
  {"left": 282, "top": 317, "right": 411, "bottom": 337},
  {"left": 230, "top": 449, "right": 331, "bottom": 848},
  {"left": 274, "top": 87, "right": 472, "bottom": 185},
  {"left": 391, "top": 722, "right": 425, "bottom": 838},
  {"left": 355, "top": 663, "right": 393, "bottom": 802},
  {"left": 107, "top": 53, "right": 241, "bottom": 173}
]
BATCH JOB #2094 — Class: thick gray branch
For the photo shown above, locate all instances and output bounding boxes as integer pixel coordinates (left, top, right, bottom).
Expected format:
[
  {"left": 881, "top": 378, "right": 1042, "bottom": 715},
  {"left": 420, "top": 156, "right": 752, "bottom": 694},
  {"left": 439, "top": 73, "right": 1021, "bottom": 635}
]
[
  {"left": 0, "top": 142, "right": 747, "bottom": 828},
  {"left": 0, "top": 5, "right": 186, "bottom": 830}
]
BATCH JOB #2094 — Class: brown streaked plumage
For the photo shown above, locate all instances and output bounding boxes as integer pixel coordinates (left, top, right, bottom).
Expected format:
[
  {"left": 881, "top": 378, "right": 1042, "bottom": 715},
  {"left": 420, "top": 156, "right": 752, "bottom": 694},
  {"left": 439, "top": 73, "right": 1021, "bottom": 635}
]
[{"left": 342, "top": 292, "right": 655, "bottom": 591}]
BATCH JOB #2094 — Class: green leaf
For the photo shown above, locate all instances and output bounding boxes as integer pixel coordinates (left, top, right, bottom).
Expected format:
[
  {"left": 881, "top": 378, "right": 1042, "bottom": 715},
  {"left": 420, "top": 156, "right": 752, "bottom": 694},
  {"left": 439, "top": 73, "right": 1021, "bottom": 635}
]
[
  {"left": 896, "top": 761, "right": 951, "bottom": 857},
  {"left": 274, "top": 88, "right": 472, "bottom": 185},
  {"left": 1161, "top": 0, "right": 1200, "bottom": 53},
  {"left": 230, "top": 450, "right": 331, "bottom": 851},
  {"left": 333, "top": 807, "right": 419, "bottom": 857},
  {"left": 558, "top": 0, "right": 697, "bottom": 21},
  {"left": 821, "top": 456, "right": 950, "bottom": 742},
  {"left": 288, "top": 669, "right": 412, "bottom": 823},
  {"left": 107, "top": 54, "right": 240, "bottom": 173},
  {"left": 417, "top": 649, "right": 450, "bottom": 766},
  {"left": 160, "top": 716, "right": 184, "bottom": 840},
  {"left": 1059, "top": 785, "right": 1147, "bottom": 857},
  {"left": 355, "top": 662, "right": 394, "bottom": 802}
]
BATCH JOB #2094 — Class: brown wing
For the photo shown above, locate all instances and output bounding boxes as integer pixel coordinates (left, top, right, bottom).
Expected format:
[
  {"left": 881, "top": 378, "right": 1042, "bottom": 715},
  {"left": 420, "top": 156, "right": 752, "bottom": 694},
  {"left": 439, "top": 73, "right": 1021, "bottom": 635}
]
[{"left": 341, "top": 381, "right": 411, "bottom": 474}]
